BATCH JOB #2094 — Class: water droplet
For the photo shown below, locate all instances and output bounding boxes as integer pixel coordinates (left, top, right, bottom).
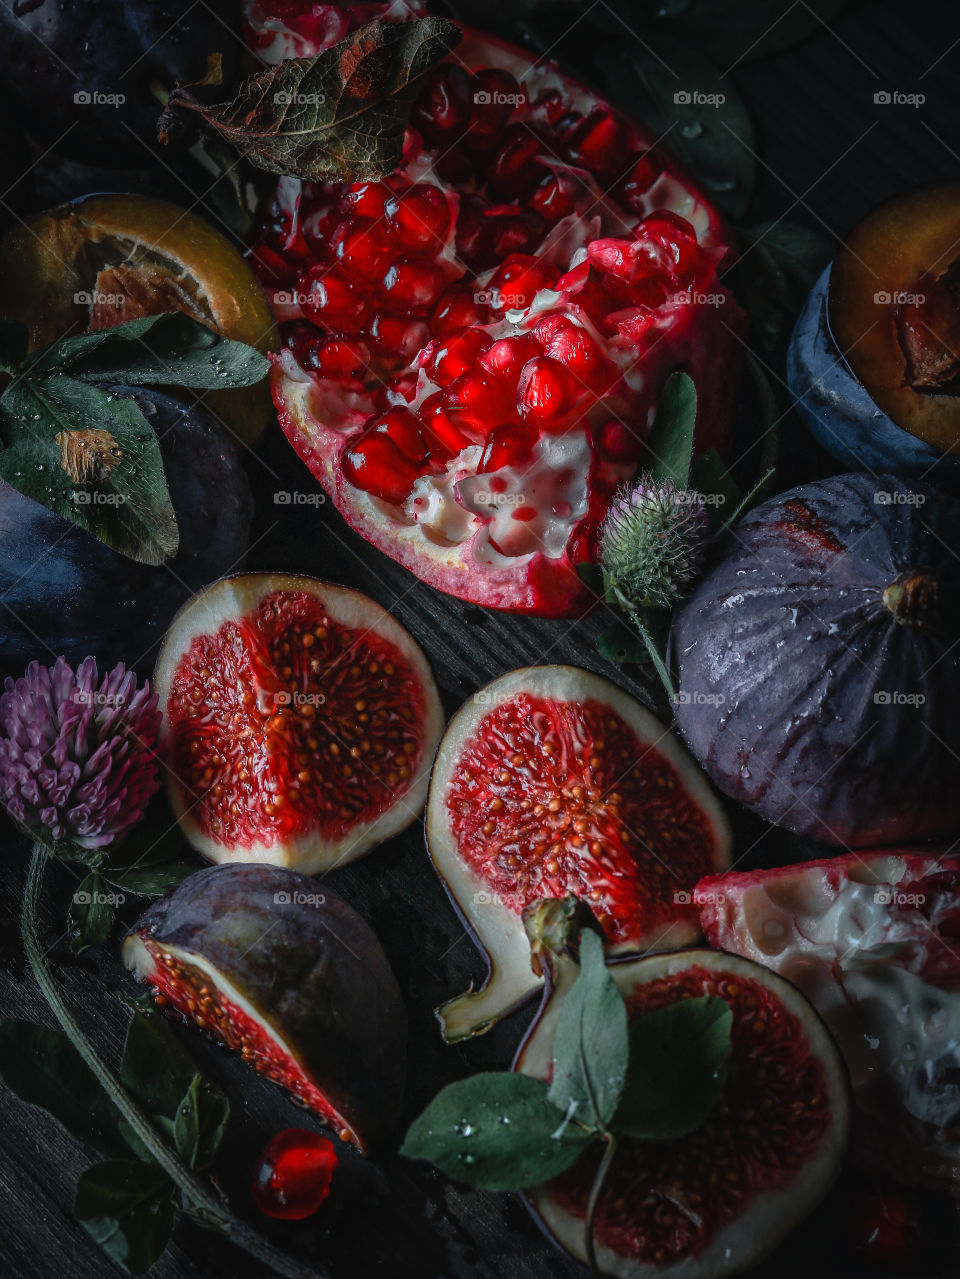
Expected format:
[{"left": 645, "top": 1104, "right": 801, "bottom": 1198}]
[
  {"left": 681, "top": 121, "right": 704, "bottom": 139},
  {"left": 454, "top": 1119, "right": 474, "bottom": 1137},
  {"left": 703, "top": 175, "right": 737, "bottom": 193},
  {"left": 34, "top": 462, "right": 45, "bottom": 472},
  {"left": 925, "top": 1009, "right": 948, "bottom": 1037}
]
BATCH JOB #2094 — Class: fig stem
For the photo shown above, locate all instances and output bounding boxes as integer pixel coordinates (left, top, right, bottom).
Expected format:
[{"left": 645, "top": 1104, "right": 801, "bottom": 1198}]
[
  {"left": 584, "top": 1130, "right": 617, "bottom": 1278},
  {"left": 21, "top": 843, "right": 321, "bottom": 1279}
]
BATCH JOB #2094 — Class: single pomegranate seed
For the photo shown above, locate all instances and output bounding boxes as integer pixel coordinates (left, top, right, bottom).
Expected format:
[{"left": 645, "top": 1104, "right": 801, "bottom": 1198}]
[
  {"left": 247, "top": 239, "right": 298, "bottom": 288},
  {"left": 313, "top": 333, "right": 371, "bottom": 380},
  {"left": 487, "top": 254, "right": 560, "bottom": 313},
  {"left": 427, "top": 328, "right": 489, "bottom": 387},
  {"left": 382, "top": 258, "right": 446, "bottom": 313},
  {"left": 455, "top": 197, "right": 494, "bottom": 271},
  {"left": 431, "top": 286, "right": 486, "bottom": 336},
  {"left": 478, "top": 424, "right": 538, "bottom": 472},
  {"left": 484, "top": 205, "right": 546, "bottom": 259},
  {"left": 341, "top": 431, "right": 420, "bottom": 505},
  {"left": 443, "top": 371, "right": 512, "bottom": 442},
  {"left": 279, "top": 320, "right": 321, "bottom": 365},
  {"left": 598, "top": 417, "right": 640, "bottom": 463},
  {"left": 528, "top": 173, "right": 576, "bottom": 224},
  {"left": 618, "top": 149, "right": 665, "bottom": 212},
  {"left": 566, "top": 108, "right": 633, "bottom": 183},
  {"left": 369, "top": 406, "right": 430, "bottom": 463},
  {"left": 299, "top": 266, "right": 370, "bottom": 329},
  {"left": 480, "top": 334, "right": 542, "bottom": 384},
  {"left": 376, "top": 371, "right": 418, "bottom": 409},
  {"left": 410, "top": 64, "right": 472, "bottom": 144},
  {"left": 535, "top": 89, "right": 569, "bottom": 127},
  {"left": 418, "top": 391, "right": 468, "bottom": 458},
  {"left": 251, "top": 1129, "right": 338, "bottom": 1222},
  {"left": 465, "top": 68, "right": 521, "bottom": 150},
  {"left": 300, "top": 202, "right": 341, "bottom": 251},
  {"left": 366, "top": 311, "right": 430, "bottom": 361},
  {"left": 516, "top": 356, "right": 580, "bottom": 428},
  {"left": 637, "top": 210, "right": 702, "bottom": 287},
  {"left": 331, "top": 216, "right": 392, "bottom": 279},
  {"left": 537, "top": 317, "right": 614, "bottom": 391},
  {"left": 385, "top": 183, "right": 452, "bottom": 251},
  {"left": 847, "top": 1191, "right": 923, "bottom": 1269},
  {"left": 340, "top": 180, "right": 392, "bottom": 219},
  {"left": 488, "top": 125, "right": 545, "bottom": 198}
]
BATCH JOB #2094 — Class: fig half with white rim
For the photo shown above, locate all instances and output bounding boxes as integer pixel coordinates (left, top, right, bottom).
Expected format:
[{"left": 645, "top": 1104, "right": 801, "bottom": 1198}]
[
  {"left": 155, "top": 573, "right": 444, "bottom": 873},
  {"left": 425, "top": 665, "right": 732, "bottom": 1041},
  {"left": 514, "top": 922, "right": 851, "bottom": 1279}
]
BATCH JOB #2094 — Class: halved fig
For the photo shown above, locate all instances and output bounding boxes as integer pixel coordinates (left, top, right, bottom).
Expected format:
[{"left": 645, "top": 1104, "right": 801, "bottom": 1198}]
[
  {"left": 155, "top": 573, "right": 445, "bottom": 873},
  {"left": 425, "top": 666, "right": 732, "bottom": 1041},
  {"left": 829, "top": 183, "right": 960, "bottom": 454},
  {"left": 0, "top": 194, "right": 277, "bottom": 444},
  {"left": 515, "top": 920, "right": 851, "bottom": 1278},
  {"left": 123, "top": 864, "right": 406, "bottom": 1152},
  {"left": 695, "top": 851, "right": 960, "bottom": 1195}
]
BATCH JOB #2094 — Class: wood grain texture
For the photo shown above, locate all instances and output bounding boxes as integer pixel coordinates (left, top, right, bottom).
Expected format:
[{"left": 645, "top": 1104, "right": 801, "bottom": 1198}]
[{"left": 2, "top": 2, "right": 960, "bottom": 1276}]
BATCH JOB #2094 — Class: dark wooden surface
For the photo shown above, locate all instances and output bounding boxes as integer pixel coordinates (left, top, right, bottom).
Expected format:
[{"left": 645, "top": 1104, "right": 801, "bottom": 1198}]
[{"left": 3, "top": 2, "right": 960, "bottom": 1277}]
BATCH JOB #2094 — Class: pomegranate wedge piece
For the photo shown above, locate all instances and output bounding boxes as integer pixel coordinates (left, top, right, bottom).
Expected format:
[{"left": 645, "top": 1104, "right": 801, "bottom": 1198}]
[
  {"left": 696, "top": 851, "right": 960, "bottom": 1195},
  {"left": 155, "top": 573, "right": 444, "bottom": 873},
  {"left": 426, "top": 665, "right": 732, "bottom": 1041},
  {"left": 258, "top": 25, "right": 745, "bottom": 615}
]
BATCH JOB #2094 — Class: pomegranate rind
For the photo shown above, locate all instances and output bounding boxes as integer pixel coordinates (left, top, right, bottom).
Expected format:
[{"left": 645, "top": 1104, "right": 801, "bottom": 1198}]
[
  {"left": 425, "top": 666, "right": 732, "bottom": 1042},
  {"left": 122, "top": 864, "right": 407, "bottom": 1154},
  {"left": 154, "top": 572, "right": 445, "bottom": 873},
  {"left": 514, "top": 949, "right": 851, "bottom": 1279}
]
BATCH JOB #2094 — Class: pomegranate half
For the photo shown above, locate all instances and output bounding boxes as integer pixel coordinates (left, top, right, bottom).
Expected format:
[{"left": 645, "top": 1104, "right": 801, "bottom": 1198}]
[
  {"left": 154, "top": 573, "right": 444, "bottom": 872},
  {"left": 257, "top": 25, "right": 745, "bottom": 615},
  {"left": 515, "top": 945, "right": 851, "bottom": 1278},
  {"left": 425, "top": 666, "right": 732, "bottom": 1041},
  {"left": 123, "top": 864, "right": 407, "bottom": 1153}
]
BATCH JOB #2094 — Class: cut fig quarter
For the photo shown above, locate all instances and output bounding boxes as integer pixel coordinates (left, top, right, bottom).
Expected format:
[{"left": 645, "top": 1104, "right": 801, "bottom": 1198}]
[
  {"left": 123, "top": 864, "right": 406, "bottom": 1153},
  {"left": 425, "top": 665, "right": 732, "bottom": 1042},
  {"left": 514, "top": 947, "right": 851, "bottom": 1279},
  {"left": 154, "top": 572, "right": 445, "bottom": 873}
]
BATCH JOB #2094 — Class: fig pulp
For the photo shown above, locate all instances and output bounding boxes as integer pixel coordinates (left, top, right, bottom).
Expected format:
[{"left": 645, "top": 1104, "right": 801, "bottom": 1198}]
[
  {"left": 155, "top": 573, "right": 445, "bottom": 873},
  {"left": 426, "top": 666, "right": 731, "bottom": 1041},
  {"left": 123, "top": 864, "right": 407, "bottom": 1153}
]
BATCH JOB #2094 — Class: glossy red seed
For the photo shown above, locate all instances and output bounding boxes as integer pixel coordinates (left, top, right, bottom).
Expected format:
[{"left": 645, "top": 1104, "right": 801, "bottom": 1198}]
[
  {"left": 251, "top": 1129, "right": 337, "bottom": 1222},
  {"left": 382, "top": 258, "right": 446, "bottom": 313},
  {"left": 375, "top": 371, "right": 418, "bottom": 409},
  {"left": 366, "top": 311, "right": 430, "bottom": 361},
  {"left": 464, "top": 68, "right": 521, "bottom": 149},
  {"left": 443, "top": 371, "right": 512, "bottom": 441},
  {"left": 566, "top": 108, "right": 633, "bottom": 183},
  {"left": 369, "top": 406, "right": 430, "bottom": 463},
  {"left": 385, "top": 183, "right": 452, "bottom": 251},
  {"left": 488, "top": 125, "right": 545, "bottom": 198},
  {"left": 331, "top": 216, "right": 392, "bottom": 279},
  {"left": 410, "top": 64, "right": 472, "bottom": 144},
  {"left": 487, "top": 254, "right": 560, "bottom": 313},
  {"left": 298, "top": 266, "right": 370, "bottom": 329},
  {"left": 480, "top": 334, "right": 542, "bottom": 384},
  {"left": 340, "top": 180, "right": 392, "bottom": 219},
  {"left": 848, "top": 1192, "right": 923, "bottom": 1268},
  {"left": 341, "top": 431, "right": 420, "bottom": 505},
  {"left": 484, "top": 205, "right": 546, "bottom": 259},
  {"left": 454, "top": 196, "right": 494, "bottom": 270},
  {"left": 538, "top": 318, "right": 613, "bottom": 391},
  {"left": 418, "top": 391, "right": 468, "bottom": 458},
  {"left": 597, "top": 417, "right": 640, "bottom": 462},
  {"left": 427, "top": 327, "right": 489, "bottom": 387},
  {"left": 478, "top": 424, "right": 538, "bottom": 472},
  {"left": 528, "top": 173, "right": 576, "bottom": 224},
  {"left": 431, "top": 286, "right": 487, "bottom": 336},
  {"left": 618, "top": 149, "right": 665, "bottom": 212},
  {"left": 516, "top": 355, "right": 579, "bottom": 427}
]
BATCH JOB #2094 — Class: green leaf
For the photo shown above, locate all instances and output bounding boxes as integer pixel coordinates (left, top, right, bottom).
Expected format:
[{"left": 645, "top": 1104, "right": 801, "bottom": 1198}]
[
  {"left": 592, "top": 38, "right": 756, "bottom": 219},
  {"left": 0, "top": 1020, "right": 130, "bottom": 1158},
  {"left": 68, "top": 871, "right": 114, "bottom": 954},
  {"left": 164, "top": 16, "right": 462, "bottom": 182},
  {"left": 401, "top": 1072, "right": 593, "bottom": 1190},
  {"left": 548, "top": 931, "right": 628, "bottom": 1130},
  {"left": 575, "top": 561, "right": 605, "bottom": 598},
  {"left": 643, "top": 372, "right": 698, "bottom": 488},
  {"left": 74, "top": 1159, "right": 172, "bottom": 1221},
  {"left": 0, "top": 318, "right": 28, "bottom": 373},
  {"left": 28, "top": 312, "right": 270, "bottom": 390},
  {"left": 102, "top": 861, "right": 196, "bottom": 896},
  {"left": 614, "top": 996, "right": 733, "bottom": 1140},
  {"left": 121, "top": 1012, "right": 198, "bottom": 1123},
  {"left": 0, "top": 377, "right": 178, "bottom": 565},
  {"left": 173, "top": 1074, "right": 230, "bottom": 1171},
  {"left": 597, "top": 618, "right": 651, "bottom": 667},
  {"left": 729, "top": 221, "right": 834, "bottom": 353},
  {"left": 80, "top": 1194, "right": 175, "bottom": 1276}
]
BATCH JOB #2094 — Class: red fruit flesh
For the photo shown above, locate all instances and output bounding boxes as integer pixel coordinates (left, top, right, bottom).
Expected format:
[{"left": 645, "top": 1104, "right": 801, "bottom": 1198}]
[
  {"left": 264, "top": 24, "right": 744, "bottom": 615},
  {"left": 155, "top": 574, "right": 444, "bottom": 873},
  {"left": 252, "top": 1129, "right": 338, "bottom": 1221},
  {"left": 426, "top": 666, "right": 731, "bottom": 1041}
]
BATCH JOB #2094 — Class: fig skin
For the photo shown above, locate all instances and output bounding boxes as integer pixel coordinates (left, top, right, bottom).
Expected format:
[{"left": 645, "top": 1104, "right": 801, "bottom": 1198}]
[
  {"left": 124, "top": 864, "right": 407, "bottom": 1154},
  {"left": 0, "top": 385, "right": 252, "bottom": 670}
]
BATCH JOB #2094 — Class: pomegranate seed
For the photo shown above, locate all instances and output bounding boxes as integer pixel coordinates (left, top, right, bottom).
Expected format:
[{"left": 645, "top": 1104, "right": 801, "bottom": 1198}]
[
  {"left": 487, "top": 254, "right": 560, "bottom": 313},
  {"left": 427, "top": 328, "right": 489, "bottom": 387},
  {"left": 443, "top": 371, "right": 512, "bottom": 442},
  {"left": 298, "top": 266, "right": 370, "bottom": 329},
  {"left": 528, "top": 173, "right": 576, "bottom": 224},
  {"left": 331, "top": 216, "right": 392, "bottom": 279},
  {"left": 598, "top": 417, "right": 640, "bottom": 463},
  {"left": 516, "top": 356, "right": 580, "bottom": 428},
  {"left": 366, "top": 311, "right": 430, "bottom": 361},
  {"left": 247, "top": 239, "right": 298, "bottom": 288},
  {"left": 382, "top": 258, "right": 446, "bottom": 313},
  {"left": 418, "top": 391, "right": 468, "bottom": 457},
  {"left": 637, "top": 211, "right": 702, "bottom": 287},
  {"left": 300, "top": 203, "right": 341, "bottom": 250},
  {"left": 480, "top": 334, "right": 542, "bottom": 384},
  {"left": 484, "top": 205, "right": 546, "bottom": 259},
  {"left": 341, "top": 431, "right": 420, "bottom": 505},
  {"left": 465, "top": 68, "right": 521, "bottom": 149},
  {"left": 312, "top": 333, "right": 371, "bottom": 380},
  {"left": 567, "top": 108, "right": 633, "bottom": 183},
  {"left": 385, "top": 183, "right": 452, "bottom": 251},
  {"left": 618, "top": 150, "right": 665, "bottom": 212},
  {"left": 537, "top": 317, "right": 613, "bottom": 391},
  {"left": 455, "top": 197, "right": 494, "bottom": 271},
  {"left": 251, "top": 1129, "right": 337, "bottom": 1222},
  {"left": 488, "top": 125, "right": 545, "bottom": 198},
  {"left": 848, "top": 1191, "right": 923, "bottom": 1269},
  {"left": 368, "top": 406, "right": 430, "bottom": 463},
  {"left": 431, "top": 286, "right": 486, "bottom": 336},
  {"left": 535, "top": 89, "right": 568, "bottom": 127},
  {"left": 478, "top": 424, "right": 538, "bottom": 472},
  {"left": 340, "top": 180, "right": 392, "bottom": 219},
  {"left": 376, "top": 372, "right": 418, "bottom": 409},
  {"left": 279, "top": 320, "right": 321, "bottom": 366},
  {"left": 410, "top": 64, "right": 472, "bottom": 144}
]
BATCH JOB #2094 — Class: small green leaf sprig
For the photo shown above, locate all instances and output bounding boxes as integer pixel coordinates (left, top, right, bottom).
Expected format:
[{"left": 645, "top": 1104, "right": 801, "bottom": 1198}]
[{"left": 402, "top": 903, "right": 732, "bottom": 1276}]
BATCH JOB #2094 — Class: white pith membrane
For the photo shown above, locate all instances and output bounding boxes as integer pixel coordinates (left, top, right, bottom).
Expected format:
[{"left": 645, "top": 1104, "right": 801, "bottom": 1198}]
[
  {"left": 425, "top": 666, "right": 732, "bottom": 1042},
  {"left": 264, "top": 27, "right": 740, "bottom": 613},
  {"left": 514, "top": 949, "right": 851, "bottom": 1279},
  {"left": 696, "top": 852, "right": 960, "bottom": 1192},
  {"left": 154, "top": 573, "right": 445, "bottom": 873},
  {"left": 122, "top": 934, "right": 361, "bottom": 1150}
]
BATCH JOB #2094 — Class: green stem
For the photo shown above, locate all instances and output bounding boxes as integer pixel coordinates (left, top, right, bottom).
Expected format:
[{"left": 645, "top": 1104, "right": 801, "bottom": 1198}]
[
  {"left": 22, "top": 843, "right": 318, "bottom": 1279},
  {"left": 584, "top": 1132, "right": 617, "bottom": 1278},
  {"left": 615, "top": 589, "right": 676, "bottom": 704}
]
